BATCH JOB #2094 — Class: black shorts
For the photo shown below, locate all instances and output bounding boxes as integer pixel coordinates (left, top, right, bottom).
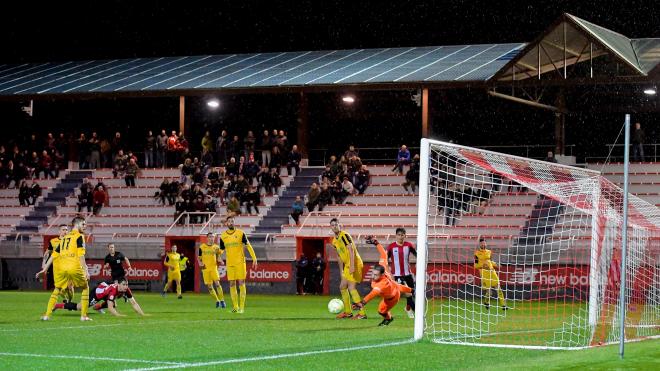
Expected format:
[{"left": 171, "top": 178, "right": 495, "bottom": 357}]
[
  {"left": 110, "top": 271, "right": 126, "bottom": 283},
  {"left": 394, "top": 275, "right": 415, "bottom": 290}
]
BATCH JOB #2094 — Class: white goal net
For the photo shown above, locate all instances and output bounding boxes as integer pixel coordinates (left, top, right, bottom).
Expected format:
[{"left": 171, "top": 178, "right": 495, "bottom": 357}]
[{"left": 414, "top": 139, "right": 660, "bottom": 349}]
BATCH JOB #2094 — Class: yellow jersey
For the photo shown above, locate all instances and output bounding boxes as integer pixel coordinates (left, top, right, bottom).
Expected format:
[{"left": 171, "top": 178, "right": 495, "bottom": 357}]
[
  {"left": 52, "top": 230, "right": 85, "bottom": 272},
  {"left": 165, "top": 252, "right": 181, "bottom": 273},
  {"left": 331, "top": 231, "right": 363, "bottom": 267},
  {"left": 474, "top": 249, "right": 496, "bottom": 272},
  {"left": 48, "top": 237, "right": 62, "bottom": 273},
  {"left": 220, "top": 228, "right": 256, "bottom": 266},
  {"left": 199, "top": 243, "right": 222, "bottom": 269}
]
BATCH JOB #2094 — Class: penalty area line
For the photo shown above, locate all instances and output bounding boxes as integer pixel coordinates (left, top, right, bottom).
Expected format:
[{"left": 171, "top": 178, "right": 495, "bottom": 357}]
[
  {"left": 0, "top": 352, "right": 184, "bottom": 366},
  {"left": 126, "top": 338, "right": 416, "bottom": 370}
]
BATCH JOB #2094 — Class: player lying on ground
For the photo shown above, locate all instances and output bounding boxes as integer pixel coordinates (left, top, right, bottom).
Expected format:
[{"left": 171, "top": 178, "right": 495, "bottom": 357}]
[
  {"left": 474, "top": 238, "right": 508, "bottom": 310},
  {"left": 37, "top": 216, "right": 92, "bottom": 321},
  {"left": 354, "top": 265, "right": 412, "bottom": 326},
  {"left": 42, "top": 224, "right": 74, "bottom": 302},
  {"left": 199, "top": 232, "right": 226, "bottom": 308},
  {"left": 54, "top": 279, "right": 147, "bottom": 317},
  {"left": 330, "top": 218, "right": 367, "bottom": 319}
]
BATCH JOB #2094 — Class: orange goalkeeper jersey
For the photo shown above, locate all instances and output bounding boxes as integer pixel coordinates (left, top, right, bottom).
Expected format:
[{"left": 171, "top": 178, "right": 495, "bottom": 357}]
[{"left": 364, "top": 275, "right": 412, "bottom": 303}]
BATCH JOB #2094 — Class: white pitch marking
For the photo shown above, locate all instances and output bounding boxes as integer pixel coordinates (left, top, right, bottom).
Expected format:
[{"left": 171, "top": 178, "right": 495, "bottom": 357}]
[
  {"left": 126, "top": 339, "right": 415, "bottom": 370},
  {"left": 0, "top": 323, "right": 121, "bottom": 332},
  {"left": 0, "top": 352, "right": 184, "bottom": 366}
]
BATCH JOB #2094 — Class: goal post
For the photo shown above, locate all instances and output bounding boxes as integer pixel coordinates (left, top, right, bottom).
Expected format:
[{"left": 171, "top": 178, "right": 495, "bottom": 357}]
[{"left": 413, "top": 138, "right": 660, "bottom": 349}]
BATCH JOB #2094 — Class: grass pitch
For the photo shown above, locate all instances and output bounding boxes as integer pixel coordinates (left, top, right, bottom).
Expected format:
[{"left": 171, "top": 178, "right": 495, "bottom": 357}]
[{"left": 0, "top": 291, "right": 658, "bottom": 370}]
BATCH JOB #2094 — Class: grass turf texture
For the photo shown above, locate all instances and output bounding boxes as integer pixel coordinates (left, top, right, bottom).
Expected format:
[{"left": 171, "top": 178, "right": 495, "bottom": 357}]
[{"left": 0, "top": 291, "right": 657, "bottom": 370}]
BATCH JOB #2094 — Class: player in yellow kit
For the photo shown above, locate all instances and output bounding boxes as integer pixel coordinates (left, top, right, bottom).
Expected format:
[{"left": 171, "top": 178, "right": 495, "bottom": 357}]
[
  {"left": 42, "top": 224, "right": 74, "bottom": 303},
  {"left": 474, "top": 238, "right": 508, "bottom": 310},
  {"left": 198, "top": 232, "right": 226, "bottom": 309},
  {"left": 219, "top": 216, "right": 257, "bottom": 313},
  {"left": 330, "top": 218, "right": 367, "bottom": 319},
  {"left": 162, "top": 245, "right": 182, "bottom": 299},
  {"left": 37, "top": 216, "right": 91, "bottom": 321}
]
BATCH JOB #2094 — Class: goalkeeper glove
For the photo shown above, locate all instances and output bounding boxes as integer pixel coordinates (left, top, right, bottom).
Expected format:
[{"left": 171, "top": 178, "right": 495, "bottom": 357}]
[{"left": 365, "top": 236, "right": 379, "bottom": 245}]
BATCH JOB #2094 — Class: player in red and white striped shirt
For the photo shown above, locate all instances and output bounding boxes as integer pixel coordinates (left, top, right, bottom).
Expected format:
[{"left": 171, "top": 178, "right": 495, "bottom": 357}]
[
  {"left": 53, "top": 279, "right": 146, "bottom": 317},
  {"left": 386, "top": 227, "right": 416, "bottom": 318}
]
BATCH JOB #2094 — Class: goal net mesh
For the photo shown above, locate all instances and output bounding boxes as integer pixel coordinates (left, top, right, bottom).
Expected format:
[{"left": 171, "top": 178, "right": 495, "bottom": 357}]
[{"left": 417, "top": 140, "right": 660, "bottom": 348}]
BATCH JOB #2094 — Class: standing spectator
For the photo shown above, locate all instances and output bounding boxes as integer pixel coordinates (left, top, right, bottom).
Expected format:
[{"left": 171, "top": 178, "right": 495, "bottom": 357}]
[
  {"left": 632, "top": 122, "right": 646, "bottom": 162},
  {"left": 243, "top": 157, "right": 260, "bottom": 186},
  {"left": 29, "top": 180, "right": 42, "bottom": 205},
  {"left": 305, "top": 183, "right": 320, "bottom": 212},
  {"left": 259, "top": 130, "right": 272, "bottom": 166},
  {"left": 295, "top": 254, "right": 309, "bottom": 295},
  {"left": 167, "top": 130, "right": 179, "bottom": 167},
  {"left": 124, "top": 158, "right": 139, "bottom": 187},
  {"left": 37, "top": 150, "right": 52, "bottom": 179},
  {"left": 228, "top": 135, "right": 241, "bottom": 161},
  {"left": 215, "top": 130, "right": 229, "bottom": 166},
  {"left": 100, "top": 137, "right": 111, "bottom": 168},
  {"left": 225, "top": 157, "right": 238, "bottom": 177},
  {"left": 244, "top": 130, "right": 256, "bottom": 158},
  {"left": 290, "top": 196, "right": 304, "bottom": 225},
  {"left": 275, "top": 130, "right": 288, "bottom": 153},
  {"left": 0, "top": 162, "right": 8, "bottom": 189},
  {"left": 392, "top": 145, "right": 411, "bottom": 174},
  {"left": 50, "top": 150, "right": 63, "bottom": 178},
  {"left": 344, "top": 145, "right": 358, "bottom": 160},
  {"left": 287, "top": 145, "right": 302, "bottom": 176},
  {"left": 77, "top": 179, "right": 93, "bottom": 212},
  {"left": 402, "top": 154, "right": 420, "bottom": 194},
  {"left": 257, "top": 165, "right": 271, "bottom": 195},
  {"left": 145, "top": 130, "right": 156, "bottom": 168},
  {"left": 201, "top": 130, "right": 214, "bottom": 155},
  {"left": 544, "top": 151, "right": 558, "bottom": 163},
  {"left": 354, "top": 165, "right": 370, "bottom": 194},
  {"left": 269, "top": 168, "right": 282, "bottom": 195},
  {"left": 156, "top": 129, "right": 168, "bottom": 168},
  {"left": 311, "top": 252, "right": 326, "bottom": 295},
  {"left": 269, "top": 146, "right": 283, "bottom": 173},
  {"left": 103, "top": 243, "right": 131, "bottom": 282},
  {"left": 88, "top": 132, "right": 101, "bottom": 169},
  {"left": 112, "top": 150, "right": 128, "bottom": 178},
  {"left": 18, "top": 180, "right": 30, "bottom": 206},
  {"left": 92, "top": 186, "right": 107, "bottom": 215},
  {"left": 112, "top": 132, "right": 123, "bottom": 158}
]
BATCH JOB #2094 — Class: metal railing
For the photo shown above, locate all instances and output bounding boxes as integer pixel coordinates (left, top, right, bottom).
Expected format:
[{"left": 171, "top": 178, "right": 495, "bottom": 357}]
[
  {"left": 309, "top": 144, "right": 575, "bottom": 165},
  {"left": 585, "top": 143, "right": 660, "bottom": 163},
  {"left": 165, "top": 211, "right": 217, "bottom": 235}
]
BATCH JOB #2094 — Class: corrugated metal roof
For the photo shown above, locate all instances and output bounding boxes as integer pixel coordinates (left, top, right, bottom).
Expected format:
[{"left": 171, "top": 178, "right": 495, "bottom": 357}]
[{"left": 0, "top": 43, "right": 525, "bottom": 97}]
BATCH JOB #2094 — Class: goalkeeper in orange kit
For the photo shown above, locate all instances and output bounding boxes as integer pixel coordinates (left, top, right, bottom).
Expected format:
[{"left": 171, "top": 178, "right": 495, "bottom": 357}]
[{"left": 354, "top": 264, "right": 412, "bottom": 326}]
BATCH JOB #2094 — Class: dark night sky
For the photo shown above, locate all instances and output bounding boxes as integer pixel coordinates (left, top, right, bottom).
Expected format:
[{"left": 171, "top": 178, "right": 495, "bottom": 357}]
[
  {"left": 2, "top": 0, "right": 658, "bottom": 63},
  {"left": 0, "top": 1, "right": 658, "bottom": 162}
]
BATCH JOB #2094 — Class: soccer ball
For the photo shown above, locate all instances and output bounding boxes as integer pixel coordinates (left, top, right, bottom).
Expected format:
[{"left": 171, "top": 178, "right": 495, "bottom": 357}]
[{"left": 327, "top": 298, "right": 344, "bottom": 314}]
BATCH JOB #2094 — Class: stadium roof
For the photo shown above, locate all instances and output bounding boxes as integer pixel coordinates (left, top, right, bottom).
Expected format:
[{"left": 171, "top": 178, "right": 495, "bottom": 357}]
[
  {"left": 0, "top": 13, "right": 657, "bottom": 99},
  {"left": 0, "top": 43, "right": 524, "bottom": 98},
  {"left": 494, "top": 13, "right": 660, "bottom": 81}
]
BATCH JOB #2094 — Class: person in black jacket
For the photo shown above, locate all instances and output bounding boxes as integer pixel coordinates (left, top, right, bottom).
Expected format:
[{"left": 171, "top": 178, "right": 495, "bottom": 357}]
[
  {"left": 286, "top": 145, "right": 302, "bottom": 176},
  {"left": 310, "top": 252, "right": 326, "bottom": 295},
  {"left": 295, "top": 254, "right": 310, "bottom": 295},
  {"left": 103, "top": 243, "right": 132, "bottom": 283},
  {"left": 243, "top": 186, "right": 261, "bottom": 215}
]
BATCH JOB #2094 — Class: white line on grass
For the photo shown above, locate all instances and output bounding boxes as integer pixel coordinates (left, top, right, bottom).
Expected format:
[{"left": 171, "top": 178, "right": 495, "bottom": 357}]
[
  {"left": 0, "top": 352, "right": 184, "bottom": 366},
  {"left": 126, "top": 339, "right": 416, "bottom": 370}
]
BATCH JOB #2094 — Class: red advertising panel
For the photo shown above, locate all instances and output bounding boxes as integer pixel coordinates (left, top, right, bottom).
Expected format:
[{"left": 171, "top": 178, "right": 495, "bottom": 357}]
[
  {"left": 86, "top": 260, "right": 163, "bottom": 281},
  {"left": 424, "top": 264, "right": 590, "bottom": 287},
  {"left": 217, "top": 262, "right": 293, "bottom": 282}
]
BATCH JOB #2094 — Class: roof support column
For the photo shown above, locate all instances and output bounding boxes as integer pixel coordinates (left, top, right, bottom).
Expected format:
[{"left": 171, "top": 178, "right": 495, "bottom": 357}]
[
  {"left": 422, "top": 88, "right": 429, "bottom": 138},
  {"left": 297, "top": 91, "right": 309, "bottom": 159},
  {"left": 179, "top": 96, "right": 185, "bottom": 136},
  {"left": 554, "top": 90, "right": 566, "bottom": 155}
]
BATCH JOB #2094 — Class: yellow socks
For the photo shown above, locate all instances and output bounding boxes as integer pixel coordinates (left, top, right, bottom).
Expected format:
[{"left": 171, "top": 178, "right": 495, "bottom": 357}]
[
  {"left": 208, "top": 286, "right": 219, "bottom": 301},
  {"left": 215, "top": 284, "right": 225, "bottom": 301},
  {"left": 80, "top": 284, "right": 89, "bottom": 317},
  {"left": 176, "top": 282, "right": 182, "bottom": 297},
  {"left": 497, "top": 288, "right": 506, "bottom": 307},
  {"left": 230, "top": 285, "right": 238, "bottom": 310},
  {"left": 239, "top": 284, "right": 246, "bottom": 310},
  {"left": 340, "top": 289, "right": 351, "bottom": 314},
  {"left": 45, "top": 288, "right": 61, "bottom": 316},
  {"left": 349, "top": 289, "right": 365, "bottom": 316}
]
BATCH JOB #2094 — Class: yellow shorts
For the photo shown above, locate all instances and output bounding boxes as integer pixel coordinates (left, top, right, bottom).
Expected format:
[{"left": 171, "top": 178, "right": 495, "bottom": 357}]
[
  {"left": 54, "top": 268, "right": 87, "bottom": 289},
  {"left": 480, "top": 271, "right": 499, "bottom": 289},
  {"left": 202, "top": 267, "right": 220, "bottom": 285},
  {"left": 167, "top": 270, "right": 181, "bottom": 282},
  {"left": 227, "top": 264, "right": 247, "bottom": 281},
  {"left": 342, "top": 264, "right": 363, "bottom": 283}
]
